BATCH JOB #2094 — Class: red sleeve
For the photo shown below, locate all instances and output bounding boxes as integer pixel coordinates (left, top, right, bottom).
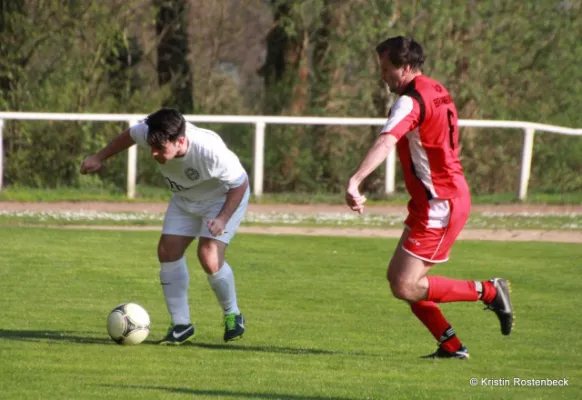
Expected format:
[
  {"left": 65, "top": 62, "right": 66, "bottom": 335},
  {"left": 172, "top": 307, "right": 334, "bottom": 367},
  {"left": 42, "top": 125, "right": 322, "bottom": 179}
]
[{"left": 379, "top": 95, "right": 421, "bottom": 140}]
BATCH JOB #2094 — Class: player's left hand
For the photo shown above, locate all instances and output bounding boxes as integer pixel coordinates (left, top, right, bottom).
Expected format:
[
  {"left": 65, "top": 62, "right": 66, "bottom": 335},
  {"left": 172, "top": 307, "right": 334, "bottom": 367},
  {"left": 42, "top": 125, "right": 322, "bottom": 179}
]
[
  {"left": 345, "top": 181, "right": 367, "bottom": 214},
  {"left": 207, "top": 218, "right": 227, "bottom": 237}
]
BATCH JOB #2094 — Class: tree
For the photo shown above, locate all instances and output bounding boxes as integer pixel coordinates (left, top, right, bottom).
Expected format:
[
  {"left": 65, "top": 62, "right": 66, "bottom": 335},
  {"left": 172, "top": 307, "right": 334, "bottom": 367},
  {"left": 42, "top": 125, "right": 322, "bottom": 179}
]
[
  {"left": 0, "top": 0, "right": 26, "bottom": 110},
  {"left": 106, "top": 31, "right": 144, "bottom": 105},
  {"left": 154, "top": 0, "right": 193, "bottom": 112}
]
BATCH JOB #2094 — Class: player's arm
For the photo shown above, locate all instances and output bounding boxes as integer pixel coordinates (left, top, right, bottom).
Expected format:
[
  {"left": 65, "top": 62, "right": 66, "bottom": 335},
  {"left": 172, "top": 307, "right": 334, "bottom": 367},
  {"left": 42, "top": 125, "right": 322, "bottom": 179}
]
[
  {"left": 80, "top": 129, "right": 136, "bottom": 174},
  {"left": 204, "top": 143, "right": 249, "bottom": 236},
  {"left": 345, "top": 134, "right": 398, "bottom": 213},
  {"left": 345, "top": 95, "right": 420, "bottom": 213},
  {"left": 217, "top": 175, "right": 249, "bottom": 222},
  {"left": 207, "top": 174, "right": 248, "bottom": 236},
  {"left": 348, "top": 133, "right": 398, "bottom": 188}
]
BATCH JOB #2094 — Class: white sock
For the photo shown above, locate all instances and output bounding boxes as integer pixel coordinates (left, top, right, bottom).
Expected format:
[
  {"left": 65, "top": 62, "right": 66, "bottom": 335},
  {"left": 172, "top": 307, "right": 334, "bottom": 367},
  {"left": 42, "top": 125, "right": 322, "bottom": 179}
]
[
  {"left": 207, "top": 261, "right": 240, "bottom": 315},
  {"left": 160, "top": 256, "right": 190, "bottom": 325}
]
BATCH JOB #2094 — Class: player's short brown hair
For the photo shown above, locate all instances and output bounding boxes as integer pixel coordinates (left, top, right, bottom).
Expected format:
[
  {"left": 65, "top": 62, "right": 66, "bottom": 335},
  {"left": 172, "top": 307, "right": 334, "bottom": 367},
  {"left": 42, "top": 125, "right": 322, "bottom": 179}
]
[
  {"left": 376, "top": 36, "right": 425, "bottom": 70},
  {"left": 144, "top": 108, "right": 186, "bottom": 149}
]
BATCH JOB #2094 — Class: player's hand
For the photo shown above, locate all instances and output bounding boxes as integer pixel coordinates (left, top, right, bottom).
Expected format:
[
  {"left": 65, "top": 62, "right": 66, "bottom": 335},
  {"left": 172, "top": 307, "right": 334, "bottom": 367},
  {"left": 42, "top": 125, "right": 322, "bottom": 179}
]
[
  {"left": 207, "top": 218, "right": 227, "bottom": 237},
  {"left": 80, "top": 155, "right": 103, "bottom": 174},
  {"left": 345, "top": 180, "right": 367, "bottom": 214}
]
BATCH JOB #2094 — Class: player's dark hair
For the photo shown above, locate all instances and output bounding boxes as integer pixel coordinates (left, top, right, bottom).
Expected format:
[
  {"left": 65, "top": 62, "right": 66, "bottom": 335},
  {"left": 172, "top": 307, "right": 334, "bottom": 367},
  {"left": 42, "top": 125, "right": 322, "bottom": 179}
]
[
  {"left": 375, "top": 36, "right": 425, "bottom": 70},
  {"left": 144, "top": 108, "right": 186, "bottom": 149}
]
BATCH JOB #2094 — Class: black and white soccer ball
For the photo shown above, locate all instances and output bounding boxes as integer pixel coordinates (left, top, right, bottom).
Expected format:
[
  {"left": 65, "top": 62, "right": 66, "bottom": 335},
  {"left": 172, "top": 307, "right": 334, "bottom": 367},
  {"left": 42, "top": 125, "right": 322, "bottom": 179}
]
[{"left": 106, "top": 303, "right": 151, "bottom": 345}]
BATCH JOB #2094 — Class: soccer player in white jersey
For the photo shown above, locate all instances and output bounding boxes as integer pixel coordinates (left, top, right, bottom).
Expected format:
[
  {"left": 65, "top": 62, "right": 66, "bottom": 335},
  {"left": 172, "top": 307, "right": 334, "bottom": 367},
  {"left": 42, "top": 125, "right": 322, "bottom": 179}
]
[{"left": 80, "top": 108, "right": 248, "bottom": 344}]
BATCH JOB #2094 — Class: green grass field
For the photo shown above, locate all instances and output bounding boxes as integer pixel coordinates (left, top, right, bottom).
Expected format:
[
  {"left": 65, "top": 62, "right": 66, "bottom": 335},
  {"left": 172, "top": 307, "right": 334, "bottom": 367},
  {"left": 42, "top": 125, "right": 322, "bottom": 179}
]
[
  {"left": 0, "top": 227, "right": 580, "bottom": 399},
  {"left": 1, "top": 186, "right": 582, "bottom": 205}
]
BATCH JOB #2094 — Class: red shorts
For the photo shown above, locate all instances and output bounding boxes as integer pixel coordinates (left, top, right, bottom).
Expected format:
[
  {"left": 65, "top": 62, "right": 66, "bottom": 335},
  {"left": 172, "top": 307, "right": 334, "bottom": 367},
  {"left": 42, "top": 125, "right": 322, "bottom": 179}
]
[{"left": 402, "top": 196, "right": 470, "bottom": 263}]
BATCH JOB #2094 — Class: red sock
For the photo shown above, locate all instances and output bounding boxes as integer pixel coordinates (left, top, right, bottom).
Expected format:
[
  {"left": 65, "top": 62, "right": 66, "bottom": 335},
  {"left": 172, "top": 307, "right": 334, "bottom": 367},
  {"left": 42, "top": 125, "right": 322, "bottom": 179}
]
[
  {"left": 427, "top": 276, "right": 479, "bottom": 303},
  {"left": 480, "top": 280, "right": 497, "bottom": 304},
  {"left": 411, "top": 300, "right": 462, "bottom": 352}
]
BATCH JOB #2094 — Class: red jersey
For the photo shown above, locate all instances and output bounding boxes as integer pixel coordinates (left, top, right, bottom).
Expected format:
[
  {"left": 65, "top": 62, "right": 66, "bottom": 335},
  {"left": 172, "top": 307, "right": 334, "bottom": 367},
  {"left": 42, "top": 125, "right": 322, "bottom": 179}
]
[{"left": 381, "top": 75, "right": 469, "bottom": 203}]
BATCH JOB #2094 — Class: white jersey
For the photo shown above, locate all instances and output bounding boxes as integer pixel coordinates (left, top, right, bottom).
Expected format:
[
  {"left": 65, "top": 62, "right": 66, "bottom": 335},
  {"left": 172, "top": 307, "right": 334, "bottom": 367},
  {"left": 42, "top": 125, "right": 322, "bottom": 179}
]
[{"left": 130, "top": 121, "right": 247, "bottom": 201}]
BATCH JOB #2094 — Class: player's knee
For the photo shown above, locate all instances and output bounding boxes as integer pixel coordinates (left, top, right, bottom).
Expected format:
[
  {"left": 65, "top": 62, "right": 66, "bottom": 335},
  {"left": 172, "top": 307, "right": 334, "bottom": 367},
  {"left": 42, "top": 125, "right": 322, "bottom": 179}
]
[
  {"left": 157, "top": 241, "right": 183, "bottom": 262},
  {"left": 198, "top": 257, "right": 220, "bottom": 274},
  {"left": 197, "top": 245, "right": 221, "bottom": 273},
  {"left": 389, "top": 280, "right": 416, "bottom": 301}
]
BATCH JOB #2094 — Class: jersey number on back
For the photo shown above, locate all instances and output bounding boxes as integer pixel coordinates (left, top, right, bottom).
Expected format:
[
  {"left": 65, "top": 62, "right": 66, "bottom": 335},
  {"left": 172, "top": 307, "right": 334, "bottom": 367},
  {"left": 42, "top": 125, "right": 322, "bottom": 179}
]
[{"left": 446, "top": 108, "right": 455, "bottom": 150}]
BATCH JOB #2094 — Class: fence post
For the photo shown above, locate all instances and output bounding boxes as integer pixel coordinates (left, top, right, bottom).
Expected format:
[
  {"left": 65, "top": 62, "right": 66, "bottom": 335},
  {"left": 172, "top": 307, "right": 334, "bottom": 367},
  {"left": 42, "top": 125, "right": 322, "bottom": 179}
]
[
  {"left": 127, "top": 120, "right": 139, "bottom": 199},
  {"left": 0, "top": 119, "right": 3, "bottom": 190},
  {"left": 385, "top": 149, "right": 396, "bottom": 195},
  {"left": 518, "top": 127, "right": 535, "bottom": 201},
  {"left": 253, "top": 121, "right": 265, "bottom": 197}
]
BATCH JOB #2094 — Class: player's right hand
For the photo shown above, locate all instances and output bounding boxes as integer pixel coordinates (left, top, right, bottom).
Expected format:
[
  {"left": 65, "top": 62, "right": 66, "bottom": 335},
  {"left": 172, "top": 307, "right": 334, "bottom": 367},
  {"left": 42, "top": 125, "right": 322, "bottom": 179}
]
[
  {"left": 80, "top": 155, "right": 103, "bottom": 174},
  {"left": 345, "top": 181, "right": 367, "bottom": 215}
]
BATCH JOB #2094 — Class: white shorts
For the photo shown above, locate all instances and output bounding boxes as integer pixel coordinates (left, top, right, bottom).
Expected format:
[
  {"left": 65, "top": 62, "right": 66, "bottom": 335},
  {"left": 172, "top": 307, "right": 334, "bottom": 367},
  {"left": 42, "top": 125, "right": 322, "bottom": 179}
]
[{"left": 162, "top": 187, "right": 250, "bottom": 244}]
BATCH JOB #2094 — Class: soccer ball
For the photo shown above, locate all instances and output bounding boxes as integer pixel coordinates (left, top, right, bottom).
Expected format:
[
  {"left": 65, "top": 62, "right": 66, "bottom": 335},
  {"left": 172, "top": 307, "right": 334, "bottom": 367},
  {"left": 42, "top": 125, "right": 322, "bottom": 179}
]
[{"left": 106, "top": 303, "right": 151, "bottom": 345}]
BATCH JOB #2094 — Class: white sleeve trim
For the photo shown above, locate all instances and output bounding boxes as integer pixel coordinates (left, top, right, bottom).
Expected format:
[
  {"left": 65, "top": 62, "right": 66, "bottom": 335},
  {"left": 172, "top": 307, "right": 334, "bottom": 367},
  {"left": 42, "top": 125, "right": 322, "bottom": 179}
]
[{"left": 380, "top": 96, "right": 414, "bottom": 135}]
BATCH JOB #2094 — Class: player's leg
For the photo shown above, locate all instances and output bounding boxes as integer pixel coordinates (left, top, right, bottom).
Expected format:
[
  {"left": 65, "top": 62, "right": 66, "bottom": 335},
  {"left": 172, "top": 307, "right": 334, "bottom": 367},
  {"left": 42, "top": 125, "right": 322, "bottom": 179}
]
[
  {"left": 404, "top": 197, "right": 513, "bottom": 336},
  {"left": 197, "top": 238, "right": 239, "bottom": 311},
  {"left": 198, "top": 238, "right": 245, "bottom": 342},
  {"left": 390, "top": 198, "right": 512, "bottom": 358},
  {"left": 157, "top": 197, "right": 199, "bottom": 345},
  {"left": 388, "top": 229, "right": 468, "bottom": 358},
  {"left": 198, "top": 187, "right": 249, "bottom": 342},
  {"left": 389, "top": 197, "right": 474, "bottom": 358}
]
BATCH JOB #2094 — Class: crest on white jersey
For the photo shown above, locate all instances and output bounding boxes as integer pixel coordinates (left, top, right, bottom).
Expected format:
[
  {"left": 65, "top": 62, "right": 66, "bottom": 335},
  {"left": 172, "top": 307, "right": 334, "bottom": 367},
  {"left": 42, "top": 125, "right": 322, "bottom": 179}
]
[{"left": 185, "top": 168, "right": 200, "bottom": 181}]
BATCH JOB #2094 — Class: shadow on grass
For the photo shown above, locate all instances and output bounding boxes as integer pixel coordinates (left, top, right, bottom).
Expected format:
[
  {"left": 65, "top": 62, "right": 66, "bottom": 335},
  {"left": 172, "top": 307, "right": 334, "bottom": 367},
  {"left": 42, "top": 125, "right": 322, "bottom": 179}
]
[
  {"left": 100, "top": 384, "right": 359, "bottom": 400},
  {"left": 0, "top": 329, "right": 169, "bottom": 345},
  {"left": 188, "top": 342, "right": 379, "bottom": 357},
  {"left": 0, "top": 329, "right": 381, "bottom": 358},
  {"left": 0, "top": 329, "right": 113, "bottom": 344}
]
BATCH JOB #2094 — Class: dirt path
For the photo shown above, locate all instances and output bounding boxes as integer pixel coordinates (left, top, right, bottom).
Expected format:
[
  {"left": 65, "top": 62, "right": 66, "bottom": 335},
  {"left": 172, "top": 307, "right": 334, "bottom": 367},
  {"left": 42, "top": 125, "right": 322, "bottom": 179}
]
[
  {"left": 2, "top": 201, "right": 582, "bottom": 214},
  {"left": 2, "top": 201, "right": 581, "bottom": 243}
]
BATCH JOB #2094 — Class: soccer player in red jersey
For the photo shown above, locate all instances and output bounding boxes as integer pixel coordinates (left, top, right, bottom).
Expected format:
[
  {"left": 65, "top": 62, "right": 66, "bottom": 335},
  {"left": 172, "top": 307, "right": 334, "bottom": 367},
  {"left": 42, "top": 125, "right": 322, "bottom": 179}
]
[{"left": 345, "top": 36, "right": 514, "bottom": 359}]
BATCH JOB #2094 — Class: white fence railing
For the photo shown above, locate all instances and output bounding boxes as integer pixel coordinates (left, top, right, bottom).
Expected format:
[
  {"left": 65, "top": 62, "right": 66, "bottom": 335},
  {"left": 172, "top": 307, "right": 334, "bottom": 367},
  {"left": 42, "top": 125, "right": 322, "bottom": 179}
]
[{"left": 0, "top": 112, "right": 581, "bottom": 200}]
